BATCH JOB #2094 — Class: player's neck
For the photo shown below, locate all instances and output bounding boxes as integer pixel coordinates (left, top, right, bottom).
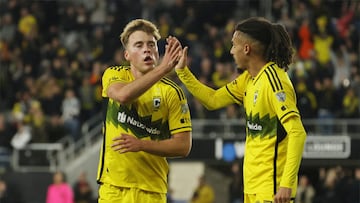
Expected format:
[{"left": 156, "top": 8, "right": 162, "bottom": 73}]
[{"left": 247, "top": 58, "right": 267, "bottom": 78}]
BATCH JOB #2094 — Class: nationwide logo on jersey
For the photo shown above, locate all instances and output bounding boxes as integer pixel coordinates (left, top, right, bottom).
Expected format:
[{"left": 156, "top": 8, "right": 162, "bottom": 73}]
[
  {"left": 275, "top": 91, "right": 286, "bottom": 102},
  {"left": 153, "top": 97, "right": 161, "bottom": 110},
  {"left": 106, "top": 101, "right": 171, "bottom": 140},
  {"left": 246, "top": 112, "right": 277, "bottom": 138}
]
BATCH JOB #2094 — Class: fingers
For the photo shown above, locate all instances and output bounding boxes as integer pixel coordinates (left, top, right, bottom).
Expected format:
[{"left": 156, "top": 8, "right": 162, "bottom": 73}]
[
  {"left": 166, "top": 36, "right": 182, "bottom": 55},
  {"left": 111, "top": 134, "right": 130, "bottom": 153},
  {"left": 183, "top": 46, "right": 188, "bottom": 57}
]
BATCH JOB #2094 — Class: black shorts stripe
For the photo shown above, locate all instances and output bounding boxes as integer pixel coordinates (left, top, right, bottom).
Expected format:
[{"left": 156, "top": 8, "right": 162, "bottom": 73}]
[{"left": 161, "top": 78, "right": 185, "bottom": 100}]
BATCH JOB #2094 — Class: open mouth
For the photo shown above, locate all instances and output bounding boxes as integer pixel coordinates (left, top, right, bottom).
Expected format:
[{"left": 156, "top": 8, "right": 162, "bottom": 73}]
[{"left": 144, "top": 56, "right": 152, "bottom": 62}]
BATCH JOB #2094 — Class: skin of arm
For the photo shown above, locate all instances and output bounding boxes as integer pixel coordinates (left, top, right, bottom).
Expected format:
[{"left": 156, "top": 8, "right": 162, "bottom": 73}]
[
  {"left": 274, "top": 115, "right": 306, "bottom": 203},
  {"left": 107, "top": 37, "right": 182, "bottom": 104},
  {"left": 111, "top": 132, "right": 192, "bottom": 158}
]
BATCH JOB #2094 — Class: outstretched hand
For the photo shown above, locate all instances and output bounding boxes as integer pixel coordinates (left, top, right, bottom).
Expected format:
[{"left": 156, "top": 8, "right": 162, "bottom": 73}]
[
  {"left": 175, "top": 46, "right": 188, "bottom": 70},
  {"left": 159, "top": 36, "right": 183, "bottom": 73}
]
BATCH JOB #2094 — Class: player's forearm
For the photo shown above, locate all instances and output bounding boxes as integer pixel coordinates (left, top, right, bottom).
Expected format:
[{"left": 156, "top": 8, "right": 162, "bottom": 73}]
[
  {"left": 108, "top": 66, "right": 168, "bottom": 104},
  {"left": 141, "top": 132, "right": 192, "bottom": 157},
  {"left": 280, "top": 116, "right": 306, "bottom": 187},
  {"left": 176, "top": 67, "right": 231, "bottom": 110}
]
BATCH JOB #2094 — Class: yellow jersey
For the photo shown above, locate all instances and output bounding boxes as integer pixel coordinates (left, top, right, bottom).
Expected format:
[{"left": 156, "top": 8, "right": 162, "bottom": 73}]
[
  {"left": 176, "top": 62, "right": 305, "bottom": 197},
  {"left": 226, "top": 62, "right": 301, "bottom": 196},
  {"left": 97, "top": 66, "right": 192, "bottom": 193}
]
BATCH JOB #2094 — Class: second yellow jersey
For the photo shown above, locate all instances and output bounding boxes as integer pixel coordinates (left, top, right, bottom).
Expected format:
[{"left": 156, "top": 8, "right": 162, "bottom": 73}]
[
  {"left": 97, "top": 66, "right": 192, "bottom": 193},
  {"left": 226, "top": 62, "right": 301, "bottom": 196}
]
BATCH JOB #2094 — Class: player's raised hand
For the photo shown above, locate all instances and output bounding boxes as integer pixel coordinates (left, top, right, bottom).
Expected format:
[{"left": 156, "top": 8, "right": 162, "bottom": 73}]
[
  {"left": 159, "top": 36, "right": 182, "bottom": 73},
  {"left": 175, "top": 46, "right": 188, "bottom": 70}
]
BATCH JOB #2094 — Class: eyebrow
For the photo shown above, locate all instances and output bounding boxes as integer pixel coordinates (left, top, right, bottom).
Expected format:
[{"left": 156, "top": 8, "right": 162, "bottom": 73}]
[{"left": 133, "top": 40, "right": 156, "bottom": 46}]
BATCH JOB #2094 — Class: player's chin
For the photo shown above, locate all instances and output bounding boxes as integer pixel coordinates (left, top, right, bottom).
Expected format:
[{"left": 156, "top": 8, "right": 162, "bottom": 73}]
[{"left": 142, "top": 63, "right": 155, "bottom": 70}]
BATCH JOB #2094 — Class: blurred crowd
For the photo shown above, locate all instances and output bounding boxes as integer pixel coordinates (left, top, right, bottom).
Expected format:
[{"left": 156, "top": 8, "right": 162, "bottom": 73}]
[{"left": 0, "top": 0, "right": 359, "bottom": 158}]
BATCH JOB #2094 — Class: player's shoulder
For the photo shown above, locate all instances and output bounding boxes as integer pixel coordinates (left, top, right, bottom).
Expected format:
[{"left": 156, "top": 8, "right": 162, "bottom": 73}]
[
  {"left": 160, "top": 77, "right": 186, "bottom": 101},
  {"left": 262, "top": 63, "right": 292, "bottom": 91}
]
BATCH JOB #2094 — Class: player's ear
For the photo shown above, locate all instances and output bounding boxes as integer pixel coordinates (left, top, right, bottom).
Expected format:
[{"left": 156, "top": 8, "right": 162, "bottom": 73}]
[
  {"left": 124, "top": 50, "right": 130, "bottom": 60},
  {"left": 244, "top": 44, "right": 250, "bottom": 55}
]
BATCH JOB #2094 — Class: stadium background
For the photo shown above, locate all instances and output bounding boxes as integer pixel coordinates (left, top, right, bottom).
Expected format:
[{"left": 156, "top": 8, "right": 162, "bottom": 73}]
[{"left": 0, "top": 0, "right": 359, "bottom": 202}]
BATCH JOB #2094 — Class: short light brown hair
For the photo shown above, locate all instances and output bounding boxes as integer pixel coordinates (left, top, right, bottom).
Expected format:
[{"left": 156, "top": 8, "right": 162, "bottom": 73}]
[{"left": 120, "top": 19, "right": 161, "bottom": 48}]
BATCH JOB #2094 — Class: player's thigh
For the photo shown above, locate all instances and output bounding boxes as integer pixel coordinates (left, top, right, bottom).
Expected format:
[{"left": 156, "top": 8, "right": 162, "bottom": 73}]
[
  {"left": 136, "top": 189, "right": 167, "bottom": 203},
  {"left": 98, "top": 183, "right": 130, "bottom": 203}
]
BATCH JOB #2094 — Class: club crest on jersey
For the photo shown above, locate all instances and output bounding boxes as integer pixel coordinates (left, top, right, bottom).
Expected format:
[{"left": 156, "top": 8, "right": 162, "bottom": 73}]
[
  {"left": 276, "top": 91, "right": 286, "bottom": 102},
  {"left": 153, "top": 97, "right": 161, "bottom": 110},
  {"left": 253, "top": 90, "right": 258, "bottom": 105}
]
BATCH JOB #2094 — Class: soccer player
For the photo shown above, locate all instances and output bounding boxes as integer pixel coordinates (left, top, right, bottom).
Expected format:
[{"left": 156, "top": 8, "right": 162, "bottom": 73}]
[
  {"left": 175, "top": 17, "right": 306, "bottom": 203},
  {"left": 97, "top": 19, "right": 192, "bottom": 203}
]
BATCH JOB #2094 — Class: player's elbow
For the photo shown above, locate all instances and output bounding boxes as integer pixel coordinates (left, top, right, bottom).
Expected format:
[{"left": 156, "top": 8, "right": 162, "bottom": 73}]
[
  {"left": 108, "top": 89, "right": 132, "bottom": 104},
  {"left": 203, "top": 104, "right": 218, "bottom": 111},
  {"left": 182, "top": 147, "right": 192, "bottom": 157},
  {"left": 179, "top": 141, "right": 192, "bottom": 157}
]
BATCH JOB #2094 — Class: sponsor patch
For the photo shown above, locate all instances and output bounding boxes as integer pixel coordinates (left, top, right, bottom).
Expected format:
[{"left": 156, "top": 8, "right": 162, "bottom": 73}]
[
  {"left": 181, "top": 103, "right": 189, "bottom": 114},
  {"left": 275, "top": 91, "right": 286, "bottom": 102}
]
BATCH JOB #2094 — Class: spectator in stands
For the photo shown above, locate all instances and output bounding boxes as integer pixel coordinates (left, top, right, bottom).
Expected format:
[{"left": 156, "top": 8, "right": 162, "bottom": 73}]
[
  {"left": 0, "top": 178, "right": 24, "bottom": 203},
  {"left": 10, "top": 114, "right": 31, "bottom": 150},
  {"left": 228, "top": 162, "right": 243, "bottom": 203},
  {"left": 78, "top": 75, "right": 96, "bottom": 123},
  {"left": 349, "top": 167, "right": 360, "bottom": 203},
  {"left": 0, "top": 113, "right": 15, "bottom": 151},
  {"left": 45, "top": 115, "right": 67, "bottom": 143},
  {"left": 0, "top": 13, "right": 16, "bottom": 44},
  {"left": 46, "top": 171, "right": 74, "bottom": 203},
  {"left": 61, "top": 88, "right": 81, "bottom": 141},
  {"left": 297, "top": 17, "right": 314, "bottom": 60},
  {"left": 0, "top": 113, "right": 15, "bottom": 171},
  {"left": 295, "top": 80, "right": 318, "bottom": 119},
  {"left": 314, "top": 168, "right": 341, "bottom": 203},
  {"left": 330, "top": 45, "right": 351, "bottom": 89},
  {"left": 28, "top": 100, "right": 48, "bottom": 143},
  {"left": 315, "top": 77, "right": 340, "bottom": 134},
  {"left": 191, "top": 175, "right": 215, "bottom": 203},
  {"left": 295, "top": 175, "right": 315, "bottom": 203},
  {"left": 341, "top": 87, "right": 360, "bottom": 118},
  {"left": 73, "top": 171, "right": 94, "bottom": 203},
  {"left": 17, "top": 7, "right": 37, "bottom": 38},
  {"left": 212, "top": 61, "right": 232, "bottom": 88}
]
